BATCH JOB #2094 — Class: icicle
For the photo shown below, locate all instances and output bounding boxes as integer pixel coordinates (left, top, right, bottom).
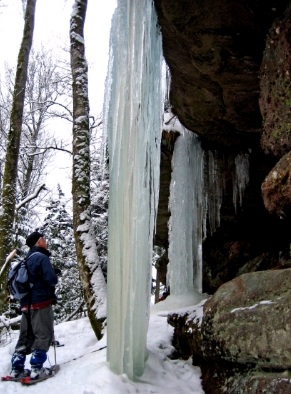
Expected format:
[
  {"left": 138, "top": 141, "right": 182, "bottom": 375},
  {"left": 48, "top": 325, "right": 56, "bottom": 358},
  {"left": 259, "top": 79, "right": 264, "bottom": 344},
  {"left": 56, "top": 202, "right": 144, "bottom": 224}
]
[
  {"left": 104, "top": 0, "right": 163, "bottom": 378},
  {"left": 164, "top": 63, "right": 171, "bottom": 111},
  {"left": 168, "top": 130, "right": 205, "bottom": 295},
  {"left": 233, "top": 153, "right": 249, "bottom": 213},
  {"left": 206, "top": 150, "right": 249, "bottom": 230},
  {"left": 167, "top": 130, "right": 251, "bottom": 297}
]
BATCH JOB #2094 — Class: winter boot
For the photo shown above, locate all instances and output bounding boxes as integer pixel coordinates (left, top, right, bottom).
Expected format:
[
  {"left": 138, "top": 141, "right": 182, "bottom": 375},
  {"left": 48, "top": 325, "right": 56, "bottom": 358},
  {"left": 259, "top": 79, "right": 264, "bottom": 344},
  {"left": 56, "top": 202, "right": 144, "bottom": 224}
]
[
  {"left": 11, "top": 352, "right": 26, "bottom": 378},
  {"left": 30, "top": 366, "right": 52, "bottom": 380},
  {"left": 8, "top": 368, "right": 30, "bottom": 380}
]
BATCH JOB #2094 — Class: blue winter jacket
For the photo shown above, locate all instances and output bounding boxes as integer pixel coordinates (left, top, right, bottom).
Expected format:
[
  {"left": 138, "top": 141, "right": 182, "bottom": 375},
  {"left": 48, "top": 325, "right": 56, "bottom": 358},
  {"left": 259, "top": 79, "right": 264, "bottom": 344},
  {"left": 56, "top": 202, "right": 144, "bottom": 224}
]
[{"left": 21, "top": 246, "right": 58, "bottom": 307}]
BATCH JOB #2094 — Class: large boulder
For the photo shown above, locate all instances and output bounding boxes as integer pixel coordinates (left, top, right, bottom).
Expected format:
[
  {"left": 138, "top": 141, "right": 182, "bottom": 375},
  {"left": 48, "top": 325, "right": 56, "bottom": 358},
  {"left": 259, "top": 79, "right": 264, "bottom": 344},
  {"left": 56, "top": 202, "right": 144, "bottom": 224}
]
[
  {"left": 262, "top": 151, "right": 291, "bottom": 219},
  {"left": 168, "top": 269, "right": 291, "bottom": 393},
  {"left": 202, "top": 269, "right": 291, "bottom": 369}
]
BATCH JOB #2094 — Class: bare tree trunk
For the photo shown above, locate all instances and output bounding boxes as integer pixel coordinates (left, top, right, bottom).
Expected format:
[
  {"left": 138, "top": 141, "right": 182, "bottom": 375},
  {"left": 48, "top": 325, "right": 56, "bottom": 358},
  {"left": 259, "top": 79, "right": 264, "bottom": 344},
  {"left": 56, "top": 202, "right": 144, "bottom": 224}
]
[
  {"left": 0, "top": 0, "right": 36, "bottom": 311},
  {"left": 70, "top": 0, "right": 106, "bottom": 340}
]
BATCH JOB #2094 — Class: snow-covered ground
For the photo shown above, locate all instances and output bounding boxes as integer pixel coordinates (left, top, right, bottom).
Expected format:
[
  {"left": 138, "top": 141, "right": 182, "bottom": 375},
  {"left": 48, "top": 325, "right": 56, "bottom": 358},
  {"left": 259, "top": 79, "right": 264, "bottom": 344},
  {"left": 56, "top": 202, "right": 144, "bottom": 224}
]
[
  {"left": 0, "top": 297, "right": 204, "bottom": 394},
  {"left": 0, "top": 297, "right": 206, "bottom": 394}
]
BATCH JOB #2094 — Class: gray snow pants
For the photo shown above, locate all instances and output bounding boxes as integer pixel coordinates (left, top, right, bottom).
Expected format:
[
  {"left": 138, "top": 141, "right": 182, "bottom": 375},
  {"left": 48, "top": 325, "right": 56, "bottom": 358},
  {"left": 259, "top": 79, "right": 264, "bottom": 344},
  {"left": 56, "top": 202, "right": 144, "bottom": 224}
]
[{"left": 14, "top": 305, "right": 54, "bottom": 355}]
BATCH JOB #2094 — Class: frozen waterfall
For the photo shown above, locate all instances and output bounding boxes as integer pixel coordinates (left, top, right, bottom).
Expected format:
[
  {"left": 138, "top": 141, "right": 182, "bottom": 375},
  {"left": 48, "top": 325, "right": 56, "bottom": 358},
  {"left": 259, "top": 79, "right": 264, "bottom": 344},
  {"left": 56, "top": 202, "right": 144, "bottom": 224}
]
[
  {"left": 104, "top": 0, "right": 163, "bottom": 378},
  {"left": 167, "top": 116, "right": 250, "bottom": 297}
]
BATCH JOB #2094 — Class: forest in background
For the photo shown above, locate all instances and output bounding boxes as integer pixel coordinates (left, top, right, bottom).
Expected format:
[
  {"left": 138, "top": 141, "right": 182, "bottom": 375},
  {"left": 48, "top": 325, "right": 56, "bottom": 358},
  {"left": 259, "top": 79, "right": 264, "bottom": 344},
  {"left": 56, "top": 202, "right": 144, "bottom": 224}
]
[
  {"left": 0, "top": 0, "right": 163, "bottom": 344},
  {"left": 0, "top": 0, "right": 110, "bottom": 340}
]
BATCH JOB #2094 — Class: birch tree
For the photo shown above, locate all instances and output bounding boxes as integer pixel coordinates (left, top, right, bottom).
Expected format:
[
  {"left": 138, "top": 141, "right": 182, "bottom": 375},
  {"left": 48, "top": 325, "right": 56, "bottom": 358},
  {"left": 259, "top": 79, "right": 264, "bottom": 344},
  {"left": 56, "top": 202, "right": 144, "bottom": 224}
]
[
  {"left": 70, "top": 0, "right": 106, "bottom": 339},
  {"left": 0, "top": 0, "right": 36, "bottom": 311}
]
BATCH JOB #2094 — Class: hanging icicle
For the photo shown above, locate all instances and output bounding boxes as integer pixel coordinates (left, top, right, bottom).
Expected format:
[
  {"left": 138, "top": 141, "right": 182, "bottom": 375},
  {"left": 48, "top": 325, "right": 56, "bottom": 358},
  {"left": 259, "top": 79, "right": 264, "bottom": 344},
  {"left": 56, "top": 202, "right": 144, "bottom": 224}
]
[{"left": 233, "top": 153, "right": 250, "bottom": 213}]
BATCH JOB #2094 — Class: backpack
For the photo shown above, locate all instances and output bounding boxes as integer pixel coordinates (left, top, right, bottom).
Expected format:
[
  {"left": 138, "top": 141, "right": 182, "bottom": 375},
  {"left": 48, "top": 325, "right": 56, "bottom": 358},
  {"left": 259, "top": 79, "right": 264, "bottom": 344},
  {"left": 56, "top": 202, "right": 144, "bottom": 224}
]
[{"left": 8, "top": 252, "right": 38, "bottom": 301}]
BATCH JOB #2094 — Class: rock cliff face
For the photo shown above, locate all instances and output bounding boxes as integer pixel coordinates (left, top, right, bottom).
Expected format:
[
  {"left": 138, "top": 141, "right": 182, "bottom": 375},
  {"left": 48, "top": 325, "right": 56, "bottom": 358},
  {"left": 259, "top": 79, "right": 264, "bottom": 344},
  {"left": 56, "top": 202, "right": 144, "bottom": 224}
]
[
  {"left": 153, "top": 1, "right": 291, "bottom": 392},
  {"left": 154, "top": 0, "right": 289, "bottom": 149}
]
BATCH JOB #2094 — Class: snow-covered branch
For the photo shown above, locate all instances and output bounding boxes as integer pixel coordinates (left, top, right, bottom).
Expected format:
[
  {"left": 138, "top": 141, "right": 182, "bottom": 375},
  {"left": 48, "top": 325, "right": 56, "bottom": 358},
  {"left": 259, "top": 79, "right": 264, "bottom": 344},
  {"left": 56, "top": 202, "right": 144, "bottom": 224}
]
[
  {"left": 16, "top": 183, "right": 46, "bottom": 210},
  {"left": 0, "top": 314, "right": 21, "bottom": 329},
  {"left": 0, "top": 249, "right": 16, "bottom": 282}
]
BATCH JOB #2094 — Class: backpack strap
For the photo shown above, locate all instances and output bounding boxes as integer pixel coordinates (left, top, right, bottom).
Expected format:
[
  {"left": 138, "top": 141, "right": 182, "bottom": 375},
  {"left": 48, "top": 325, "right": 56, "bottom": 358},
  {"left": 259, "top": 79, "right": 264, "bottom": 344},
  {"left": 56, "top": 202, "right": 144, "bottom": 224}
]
[
  {"left": 23, "top": 252, "right": 42, "bottom": 287},
  {"left": 23, "top": 252, "right": 42, "bottom": 319},
  {"left": 24, "top": 251, "right": 41, "bottom": 264}
]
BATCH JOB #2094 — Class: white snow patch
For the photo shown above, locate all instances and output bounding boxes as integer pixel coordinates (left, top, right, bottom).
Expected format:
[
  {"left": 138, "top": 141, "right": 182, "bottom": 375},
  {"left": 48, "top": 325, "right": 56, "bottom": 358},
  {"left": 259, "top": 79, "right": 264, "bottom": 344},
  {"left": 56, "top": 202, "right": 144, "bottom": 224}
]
[
  {"left": 0, "top": 306, "right": 205, "bottom": 393},
  {"left": 231, "top": 300, "right": 275, "bottom": 313}
]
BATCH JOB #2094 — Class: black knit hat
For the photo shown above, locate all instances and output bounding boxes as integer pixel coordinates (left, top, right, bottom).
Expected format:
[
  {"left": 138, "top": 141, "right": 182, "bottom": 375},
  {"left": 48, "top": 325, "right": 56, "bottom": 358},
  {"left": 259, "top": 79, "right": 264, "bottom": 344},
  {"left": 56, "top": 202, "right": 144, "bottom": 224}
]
[{"left": 26, "top": 231, "right": 43, "bottom": 248}]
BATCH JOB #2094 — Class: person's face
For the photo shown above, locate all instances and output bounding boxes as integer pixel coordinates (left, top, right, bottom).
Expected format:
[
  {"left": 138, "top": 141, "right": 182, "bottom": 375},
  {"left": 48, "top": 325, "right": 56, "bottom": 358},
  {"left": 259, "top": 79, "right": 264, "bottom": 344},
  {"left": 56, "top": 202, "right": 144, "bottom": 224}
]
[{"left": 37, "top": 236, "right": 47, "bottom": 249}]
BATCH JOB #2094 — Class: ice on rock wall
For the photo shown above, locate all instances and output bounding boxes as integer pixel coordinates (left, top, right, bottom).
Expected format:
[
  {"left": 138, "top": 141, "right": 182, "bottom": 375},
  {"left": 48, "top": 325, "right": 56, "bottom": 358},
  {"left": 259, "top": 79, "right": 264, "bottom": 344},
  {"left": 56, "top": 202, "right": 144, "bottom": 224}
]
[
  {"left": 104, "top": 0, "right": 163, "bottom": 378},
  {"left": 168, "top": 129, "right": 205, "bottom": 295},
  {"left": 167, "top": 116, "right": 250, "bottom": 297}
]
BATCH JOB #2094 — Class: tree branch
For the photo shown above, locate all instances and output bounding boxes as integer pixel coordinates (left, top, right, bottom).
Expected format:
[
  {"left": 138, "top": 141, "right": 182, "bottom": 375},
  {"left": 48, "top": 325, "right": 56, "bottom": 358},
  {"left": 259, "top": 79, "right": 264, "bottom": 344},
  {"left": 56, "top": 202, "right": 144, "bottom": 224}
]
[
  {"left": 16, "top": 183, "right": 46, "bottom": 211},
  {"left": 0, "top": 249, "right": 17, "bottom": 282},
  {"left": 64, "top": 301, "right": 85, "bottom": 322},
  {"left": 0, "top": 314, "right": 21, "bottom": 329},
  {"left": 22, "top": 141, "right": 72, "bottom": 156}
]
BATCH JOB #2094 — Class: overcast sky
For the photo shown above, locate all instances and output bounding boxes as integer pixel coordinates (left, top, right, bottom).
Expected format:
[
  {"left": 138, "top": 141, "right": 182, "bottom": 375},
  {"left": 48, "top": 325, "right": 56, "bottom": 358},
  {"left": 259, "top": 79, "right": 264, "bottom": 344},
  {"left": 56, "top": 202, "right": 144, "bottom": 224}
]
[{"left": 0, "top": 0, "right": 116, "bottom": 113}]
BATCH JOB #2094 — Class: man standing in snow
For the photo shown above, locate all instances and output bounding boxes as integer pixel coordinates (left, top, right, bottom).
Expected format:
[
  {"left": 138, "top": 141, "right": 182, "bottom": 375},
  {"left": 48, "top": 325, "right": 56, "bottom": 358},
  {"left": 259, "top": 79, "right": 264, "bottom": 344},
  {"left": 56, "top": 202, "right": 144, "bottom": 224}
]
[{"left": 9, "top": 232, "right": 58, "bottom": 380}]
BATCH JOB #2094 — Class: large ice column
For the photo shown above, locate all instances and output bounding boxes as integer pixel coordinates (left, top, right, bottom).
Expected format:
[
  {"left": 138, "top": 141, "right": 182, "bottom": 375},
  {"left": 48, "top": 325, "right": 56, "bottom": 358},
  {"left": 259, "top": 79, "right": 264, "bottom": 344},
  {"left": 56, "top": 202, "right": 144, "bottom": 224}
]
[
  {"left": 168, "top": 130, "right": 205, "bottom": 295},
  {"left": 104, "top": 0, "right": 163, "bottom": 378}
]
